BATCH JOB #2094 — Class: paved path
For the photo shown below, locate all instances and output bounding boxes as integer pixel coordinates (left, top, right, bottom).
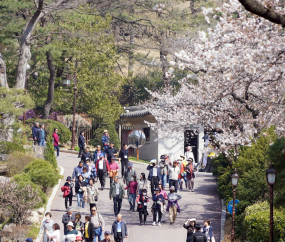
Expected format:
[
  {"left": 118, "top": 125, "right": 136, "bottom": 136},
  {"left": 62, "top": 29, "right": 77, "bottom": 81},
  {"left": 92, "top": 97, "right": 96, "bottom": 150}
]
[{"left": 51, "top": 152, "right": 221, "bottom": 242}]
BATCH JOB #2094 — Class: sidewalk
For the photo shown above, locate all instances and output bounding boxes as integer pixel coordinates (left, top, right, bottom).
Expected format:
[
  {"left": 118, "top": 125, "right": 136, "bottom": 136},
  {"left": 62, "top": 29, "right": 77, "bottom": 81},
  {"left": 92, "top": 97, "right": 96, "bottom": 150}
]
[{"left": 50, "top": 152, "right": 221, "bottom": 242}]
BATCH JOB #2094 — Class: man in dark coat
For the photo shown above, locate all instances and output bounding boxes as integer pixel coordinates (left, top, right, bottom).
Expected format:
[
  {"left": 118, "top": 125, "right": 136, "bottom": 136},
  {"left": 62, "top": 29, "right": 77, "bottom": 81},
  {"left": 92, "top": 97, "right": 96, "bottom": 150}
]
[
  {"left": 81, "top": 146, "right": 93, "bottom": 164},
  {"left": 111, "top": 214, "right": 128, "bottom": 242},
  {"left": 95, "top": 154, "right": 110, "bottom": 190},
  {"left": 105, "top": 142, "right": 117, "bottom": 164},
  {"left": 193, "top": 224, "right": 207, "bottom": 242},
  {"left": 118, "top": 144, "right": 129, "bottom": 178},
  {"left": 32, "top": 122, "right": 39, "bottom": 145},
  {"left": 36, "top": 124, "right": 47, "bottom": 146},
  {"left": 147, "top": 160, "right": 161, "bottom": 195},
  {"left": 83, "top": 215, "right": 95, "bottom": 242},
  {"left": 62, "top": 208, "right": 75, "bottom": 235}
]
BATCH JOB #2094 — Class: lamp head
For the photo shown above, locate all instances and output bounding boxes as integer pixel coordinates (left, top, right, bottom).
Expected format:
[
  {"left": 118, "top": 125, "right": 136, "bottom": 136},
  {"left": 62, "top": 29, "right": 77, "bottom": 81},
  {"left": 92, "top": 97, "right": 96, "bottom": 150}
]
[
  {"left": 266, "top": 161, "right": 277, "bottom": 186},
  {"left": 231, "top": 168, "right": 239, "bottom": 187}
]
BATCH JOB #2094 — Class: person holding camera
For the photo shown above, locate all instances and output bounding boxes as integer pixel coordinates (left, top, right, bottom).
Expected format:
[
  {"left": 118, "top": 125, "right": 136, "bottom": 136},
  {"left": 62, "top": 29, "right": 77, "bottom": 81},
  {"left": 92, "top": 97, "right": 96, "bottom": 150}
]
[
  {"left": 159, "top": 155, "right": 168, "bottom": 188},
  {"left": 95, "top": 154, "right": 110, "bottom": 190},
  {"left": 136, "top": 188, "right": 149, "bottom": 226},
  {"left": 147, "top": 159, "right": 161, "bottom": 196}
]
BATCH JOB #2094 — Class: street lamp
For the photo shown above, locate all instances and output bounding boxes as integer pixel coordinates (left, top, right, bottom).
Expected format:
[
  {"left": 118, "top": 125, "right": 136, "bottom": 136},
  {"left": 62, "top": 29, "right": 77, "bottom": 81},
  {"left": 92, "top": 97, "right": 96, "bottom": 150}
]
[
  {"left": 67, "top": 72, "right": 78, "bottom": 150},
  {"left": 266, "top": 161, "right": 277, "bottom": 242},
  {"left": 231, "top": 168, "right": 239, "bottom": 242}
]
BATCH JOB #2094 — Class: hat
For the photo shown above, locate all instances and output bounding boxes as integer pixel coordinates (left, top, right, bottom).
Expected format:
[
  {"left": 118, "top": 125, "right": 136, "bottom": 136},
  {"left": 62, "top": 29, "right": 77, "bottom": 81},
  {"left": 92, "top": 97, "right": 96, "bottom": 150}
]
[
  {"left": 150, "top": 159, "right": 157, "bottom": 163},
  {"left": 67, "top": 221, "right": 74, "bottom": 227},
  {"left": 177, "top": 158, "right": 182, "bottom": 161},
  {"left": 160, "top": 155, "right": 166, "bottom": 160},
  {"left": 180, "top": 155, "right": 185, "bottom": 158},
  {"left": 25, "top": 238, "right": 33, "bottom": 242},
  {"left": 104, "top": 231, "right": 111, "bottom": 235},
  {"left": 103, "top": 130, "right": 108, "bottom": 133},
  {"left": 187, "top": 158, "right": 193, "bottom": 162},
  {"left": 170, "top": 186, "right": 175, "bottom": 191},
  {"left": 128, "top": 163, "right": 133, "bottom": 167},
  {"left": 189, "top": 218, "right": 196, "bottom": 222},
  {"left": 86, "top": 158, "right": 90, "bottom": 161},
  {"left": 154, "top": 188, "right": 160, "bottom": 191},
  {"left": 98, "top": 153, "right": 103, "bottom": 157},
  {"left": 66, "top": 207, "right": 71, "bottom": 212},
  {"left": 66, "top": 176, "right": 72, "bottom": 181},
  {"left": 173, "top": 160, "right": 178, "bottom": 163},
  {"left": 75, "top": 236, "right": 82, "bottom": 241}
]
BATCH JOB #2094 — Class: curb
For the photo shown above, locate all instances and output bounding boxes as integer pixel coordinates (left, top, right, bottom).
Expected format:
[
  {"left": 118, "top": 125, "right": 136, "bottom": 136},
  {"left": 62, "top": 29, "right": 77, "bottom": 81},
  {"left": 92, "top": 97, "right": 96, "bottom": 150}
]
[
  {"left": 35, "top": 165, "right": 65, "bottom": 242},
  {"left": 220, "top": 200, "right": 226, "bottom": 242}
]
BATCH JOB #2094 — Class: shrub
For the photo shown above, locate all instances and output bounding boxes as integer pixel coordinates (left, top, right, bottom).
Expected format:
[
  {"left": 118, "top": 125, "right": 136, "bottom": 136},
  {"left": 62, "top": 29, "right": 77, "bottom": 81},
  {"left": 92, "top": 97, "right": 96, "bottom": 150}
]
[
  {"left": 26, "top": 118, "right": 71, "bottom": 144},
  {"left": 24, "top": 159, "right": 61, "bottom": 192},
  {"left": 13, "top": 173, "right": 47, "bottom": 208},
  {"left": 6, "top": 151, "right": 36, "bottom": 177},
  {"left": 244, "top": 202, "right": 285, "bottom": 242},
  {"left": 44, "top": 135, "right": 57, "bottom": 168},
  {"left": 89, "top": 124, "right": 120, "bottom": 149},
  {"left": 0, "top": 141, "right": 25, "bottom": 154}
]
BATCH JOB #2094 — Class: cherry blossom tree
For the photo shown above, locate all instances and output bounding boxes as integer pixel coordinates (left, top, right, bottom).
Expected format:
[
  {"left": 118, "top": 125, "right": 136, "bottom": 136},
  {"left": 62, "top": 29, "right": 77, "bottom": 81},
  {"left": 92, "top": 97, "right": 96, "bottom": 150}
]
[{"left": 143, "top": 0, "right": 285, "bottom": 156}]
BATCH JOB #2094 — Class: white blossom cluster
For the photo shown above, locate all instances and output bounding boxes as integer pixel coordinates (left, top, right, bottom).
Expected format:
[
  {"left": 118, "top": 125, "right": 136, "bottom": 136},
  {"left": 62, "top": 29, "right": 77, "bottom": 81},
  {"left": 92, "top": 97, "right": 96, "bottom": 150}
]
[
  {"left": 143, "top": 0, "right": 285, "bottom": 156},
  {"left": 153, "top": 3, "right": 166, "bottom": 12}
]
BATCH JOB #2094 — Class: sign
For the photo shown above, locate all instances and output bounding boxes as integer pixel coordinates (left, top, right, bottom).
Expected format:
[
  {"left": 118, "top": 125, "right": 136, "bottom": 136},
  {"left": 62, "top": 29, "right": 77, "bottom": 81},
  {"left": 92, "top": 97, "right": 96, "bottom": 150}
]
[{"left": 227, "top": 200, "right": 240, "bottom": 215}]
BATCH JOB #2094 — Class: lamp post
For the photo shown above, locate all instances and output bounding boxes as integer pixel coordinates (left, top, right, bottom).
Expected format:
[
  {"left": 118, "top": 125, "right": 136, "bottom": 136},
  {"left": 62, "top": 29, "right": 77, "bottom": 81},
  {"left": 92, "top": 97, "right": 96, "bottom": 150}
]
[
  {"left": 266, "top": 161, "right": 277, "bottom": 242},
  {"left": 231, "top": 168, "right": 239, "bottom": 242},
  {"left": 69, "top": 72, "right": 78, "bottom": 150}
]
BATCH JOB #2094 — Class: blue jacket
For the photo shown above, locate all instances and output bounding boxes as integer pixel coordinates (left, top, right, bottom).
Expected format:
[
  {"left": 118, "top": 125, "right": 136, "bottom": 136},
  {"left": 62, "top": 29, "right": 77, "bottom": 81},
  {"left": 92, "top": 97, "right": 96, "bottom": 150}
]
[
  {"left": 72, "top": 166, "right": 83, "bottom": 180},
  {"left": 32, "top": 126, "right": 39, "bottom": 140},
  {"left": 78, "top": 135, "right": 85, "bottom": 148},
  {"left": 147, "top": 165, "right": 162, "bottom": 181},
  {"left": 152, "top": 194, "right": 164, "bottom": 208},
  {"left": 36, "top": 128, "right": 47, "bottom": 141},
  {"left": 93, "top": 150, "right": 105, "bottom": 163},
  {"left": 203, "top": 226, "right": 213, "bottom": 240},
  {"left": 111, "top": 220, "right": 128, "bottom": 239},
  {"left": 101, "top": 135, "right": 110, "bottom": 150}
]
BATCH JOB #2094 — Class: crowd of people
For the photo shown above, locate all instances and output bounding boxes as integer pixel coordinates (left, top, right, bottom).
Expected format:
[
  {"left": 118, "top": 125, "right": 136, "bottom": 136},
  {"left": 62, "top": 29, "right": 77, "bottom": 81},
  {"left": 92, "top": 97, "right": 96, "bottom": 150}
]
[{"left": 34, "top": 128, "right": 215, "bottom": 242}]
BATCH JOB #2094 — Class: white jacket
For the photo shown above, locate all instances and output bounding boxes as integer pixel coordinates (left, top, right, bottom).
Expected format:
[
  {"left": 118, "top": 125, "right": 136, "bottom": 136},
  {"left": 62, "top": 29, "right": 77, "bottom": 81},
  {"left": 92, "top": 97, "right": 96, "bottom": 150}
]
[
  {"left": 168, "top": 166, "right": 180, "bottom": 180},
  {"left": 185, "top": 151, "right": 195, "bottom": 163}
]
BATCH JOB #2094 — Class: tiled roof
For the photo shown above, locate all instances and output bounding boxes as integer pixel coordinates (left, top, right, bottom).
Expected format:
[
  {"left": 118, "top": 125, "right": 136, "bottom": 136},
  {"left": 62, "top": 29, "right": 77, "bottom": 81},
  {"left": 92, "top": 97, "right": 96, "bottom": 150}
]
[{"left": 120, "top": 109, "right": 150, "bottom": 119}]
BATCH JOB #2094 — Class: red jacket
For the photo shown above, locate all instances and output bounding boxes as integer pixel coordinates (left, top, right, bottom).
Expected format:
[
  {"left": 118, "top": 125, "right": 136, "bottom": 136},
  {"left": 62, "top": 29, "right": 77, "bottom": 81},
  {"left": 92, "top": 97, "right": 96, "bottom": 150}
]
[
  {"left": 124, "top": 181, "right": 138, "bottom": 194},
  {"left": 52, "top": 132, "right": 59, "bottom": 146},
  {"left": 61, "top": 186, "right": 70, "bottom": 198},
  {"left": 95, "top": 158, "right": 110, "bottom": 173}
]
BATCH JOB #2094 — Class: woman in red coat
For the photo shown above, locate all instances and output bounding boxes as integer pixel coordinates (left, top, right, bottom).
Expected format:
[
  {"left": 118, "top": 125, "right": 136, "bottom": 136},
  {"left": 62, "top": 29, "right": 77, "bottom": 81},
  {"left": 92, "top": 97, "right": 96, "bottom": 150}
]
[{"left": 52, "top": 128, "right": 60, "bottom": 158}]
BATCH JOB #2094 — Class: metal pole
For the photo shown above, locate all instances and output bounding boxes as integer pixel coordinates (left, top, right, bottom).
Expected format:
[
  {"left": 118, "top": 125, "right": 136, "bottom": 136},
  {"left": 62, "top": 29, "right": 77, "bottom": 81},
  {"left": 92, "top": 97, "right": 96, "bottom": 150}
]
[
  {"left": 270, "top": 185, "right": 274, "bottom": 242},
  {"left": 231, "top": 186, "right": 236, "bottom": 242},
  {"left": 71, "top": 72, "right": 77, "bottom": 150}
]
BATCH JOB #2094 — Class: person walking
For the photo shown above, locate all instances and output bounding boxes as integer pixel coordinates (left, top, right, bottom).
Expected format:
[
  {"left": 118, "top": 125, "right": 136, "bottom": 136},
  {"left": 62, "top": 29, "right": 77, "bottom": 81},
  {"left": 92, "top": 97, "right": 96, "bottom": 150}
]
[
  {"left": 86, "top": 178, "right": 99, "bottom": 211},
  {"left": 136, "top": 189, "right": 149, "bottom": 226},
  {"left": 147, "top": 160, "right": 161, "bottom": 196},
  {"left": 83, "top": 215, "right": 95, "bottom": 242},
  {"left": 81, "top": 146, "right": 93, "bottom": 164},
  {"left": 137, "top": 173, "right": 149, "bottom": 195},
  {"left": 78, "top": 131, "right": 85, "bottom": 158},
  {"left": 152, "top": 188, "right": 164, "bottom": 226},
  {"left": 159, "top": 155, "right": 168, "bottom": 189},
  {"left": 185, "top": 146, "right": 195, "bottom": 163},
  {"left": 74, "top": 213, "right": 84, "bottom": 237},
  {"left": 90, "top": 207, "right": 105, "bottom": 242},
  {"left": 52, "top": 128, "right": 60, "bottom": 158},
  {"left": 185, "top": 158, "right": 196, "bottom": 192},
  {"left": 109, "top": 156, "right": 119, "bottom": 186},
  {"left": 118, "top": 144, "right": 129, "bottom": 178},
  {"left": 183, "top": 218, "right": 197, "bottom": 242},
  {"left": 111, "top": 214, "right": 128, "bottom": 242},
  {"left": 181, "top": 155, "right": 188, "bottom": 188},
  {"left": 123, "top": 163, "right": 136, "bottom": 196},
  {"left": 85, "top": 158, "right": 97, "bottom": 179},
  {"left": 64, "top": 222, "right": 78, "bottom": 241},
  {"left": 96, "top": 154, "right": 110, "bottom": 190},
  {"left": 32, "top": 122, "right": 39, "bottom": 145},
  {"left": 158, "top": 184, "right": 168, "bottom": 223},
  {"left": 105, "top": 142, "right": 117, "bottom": 164},
  {"left": 101, "top": 130, "right": 110, "bottom": 152},
  {"left": 41, "top": 212, "right": 54, "bottom": 242},
  {"left": 64, "top": 176, "right": 74, "bottom": 209},
  {"left": 177, "top": 158, "right": 185, "bottom": 191},
  {"left": 124, "top": 175, "right": 138, "bottom": 211},
  {"left": 193, "top": 224, "right": 207, "bottom": 242},
  {"left": 166, "top": 186, "right": 182, "bottom": 225},
  {"left": 168, "top": 160, "right": 180, "bottom": 192},
  {"left": 75, "top": 175, "right": 87, "bottom": 208},
  {"left": 109, "top": 177, "right": 125, "bottom": 216},
  {"left": 62, "top": 208, "right": 75, "bottom": 235},
  {"left": 203, "top": 219, "right": 215, "bottom": 242},
  {"left": 81, "top": 166, "right": 90, "bottom": 185},
  {"left": 93, "top": 145, "right": 105, "bottom": 165},
  {"left": 100, "top": 231, "right": 115, "bottom": 242},
  {"left": 72, "top": 161, "right": 84, "bottom": 182},
  {"left": 45, "top": 223, "right": 60, "bottom": 242},
  {"left": 36, "top": 124, "right": 47, "bottom": 146}
]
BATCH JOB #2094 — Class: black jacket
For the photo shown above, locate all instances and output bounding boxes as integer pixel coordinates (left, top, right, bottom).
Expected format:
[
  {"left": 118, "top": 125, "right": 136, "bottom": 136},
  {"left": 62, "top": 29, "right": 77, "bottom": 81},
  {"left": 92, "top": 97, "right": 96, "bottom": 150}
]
[
  {"left": 83, "top": 222, "right": 95, "bottom": 239},
  {"left": 81, "top": 152, "right": 93, "bottom": 163},
  {"left": 183, "top": 224, "right": 195, "bottom": 242},
  {"left": 75, "top": 180, "right": 86, "bottom": 194},
  {"left": 118, "top": 149, "right": 128, "bottom": 163},
  {"left": 193, "top": 231, "right": 207, "bottom": 242},
  {"left": 78, "top": 135, "right": 85, "bottom": 148},
  {"left": 62, "top": 213, "right": 76, "bottom": 234},
  {"left": 64, "top": 182, "right": 74, "bottom": 196}
]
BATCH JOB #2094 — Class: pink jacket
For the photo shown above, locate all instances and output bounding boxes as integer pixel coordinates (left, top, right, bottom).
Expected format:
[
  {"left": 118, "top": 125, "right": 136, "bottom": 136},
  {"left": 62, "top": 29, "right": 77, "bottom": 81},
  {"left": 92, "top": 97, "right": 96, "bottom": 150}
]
[
  {"left": 125, "top": 181, "right": 138, "bottom": 194},
  {"left": 160, "top": 189, "right": 168, "bottom": 199},
  {"left": 52, "top": 133, "right": 59, "bottom": 146}
]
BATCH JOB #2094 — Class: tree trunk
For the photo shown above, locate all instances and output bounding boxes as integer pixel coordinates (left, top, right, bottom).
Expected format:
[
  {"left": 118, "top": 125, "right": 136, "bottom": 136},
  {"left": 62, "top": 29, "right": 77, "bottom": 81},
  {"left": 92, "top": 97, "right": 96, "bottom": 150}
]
[
  {"left": 190, "top": 0, "right": 195, "bottom": 14},
  {"left": 128, "top": 30, "right": 135, "bottom": 77},
  {"left": 42, "top": 51, "right": 55, "bottom": 119},
  {"left": 0, "top": 53, "right": 8, "bottom": 88}
]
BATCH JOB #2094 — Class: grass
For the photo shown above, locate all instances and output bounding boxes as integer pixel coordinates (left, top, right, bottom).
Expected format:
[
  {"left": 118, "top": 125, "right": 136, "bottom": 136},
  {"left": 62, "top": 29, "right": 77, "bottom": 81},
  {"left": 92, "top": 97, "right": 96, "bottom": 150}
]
[
  {"left": 129, "top": 156, "right": 149, "bottom": 164},
  {"left": 222, "top": 215, "right": 241, "bottom": 242},
  {"left": 27, "top": 223, "right": 41, "bottom": 239}
]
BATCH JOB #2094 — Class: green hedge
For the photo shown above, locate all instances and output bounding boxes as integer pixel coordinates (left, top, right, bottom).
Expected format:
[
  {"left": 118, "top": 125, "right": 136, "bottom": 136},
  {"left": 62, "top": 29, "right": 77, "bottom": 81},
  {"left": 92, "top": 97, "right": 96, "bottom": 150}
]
[
  {"left": 0, "top": 141, "right": 25, "bottom": 154},
  {"left": 13, "top": 173, "right": 47, "bottom": 208},
  {"left": 26, "top": 118, "right": 71, "bottom": 144},
  {"left": 244, "top": 202, "right": 285, "bottom": 242},
  {"left": 44, "top": 135, "right": 57, "bottom": 168}
]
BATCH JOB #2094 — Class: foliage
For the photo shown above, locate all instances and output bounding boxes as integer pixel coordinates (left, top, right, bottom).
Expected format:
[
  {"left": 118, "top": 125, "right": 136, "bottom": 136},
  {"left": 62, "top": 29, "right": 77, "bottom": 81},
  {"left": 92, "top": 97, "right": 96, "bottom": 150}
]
[
  {"left": 24, "top": 158, "right": 53, "bottom": 173},
  {"left": 44, "top": 135, "right": 57, "bottom": 168},
  {"left": 27, "top": 224, "right": 41, "bottom": 239},
  {"left": 89, "top": 124, "right": 120, "bottom": 149},
  {"left": 26, "top": 118, "right": 71, "bottom": 144},
  {"left": 244, "top": 202, "right": 285, "bottom": 242},
  {"left": 0, "top": 179, "right": 41, "bottom": 224},
  {"left": 13, "top": 173, "right": 47, "bottom": 208},
  {"left": 0, "top": 141, "right": 25, "bottom": 154},
  {"left": 6, "top": 151, "right": 36, "bottom": 177},
  {"left": 74, "top": 146, "right": 80, "bottom": 152}
]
